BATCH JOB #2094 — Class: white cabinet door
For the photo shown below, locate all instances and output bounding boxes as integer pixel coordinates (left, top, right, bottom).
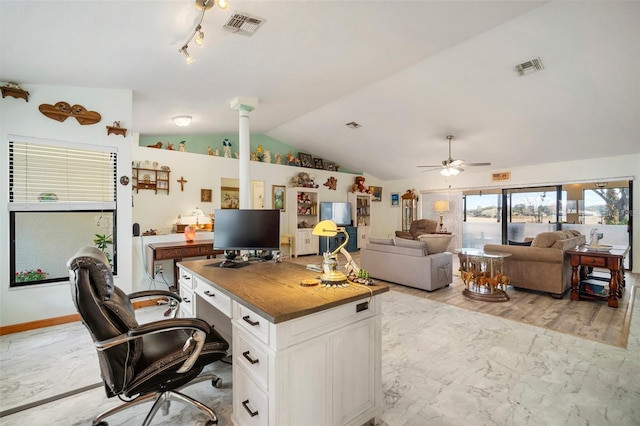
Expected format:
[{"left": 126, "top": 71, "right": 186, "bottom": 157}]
[
  {"left": 295, "top": 229, "right": 318, "bottom": 256},
  {"left": 333, "top": 319, "right": 377, "bottom": 425},
  {"left": 357, "top": 226, "right": 370, "bottom": 249}
]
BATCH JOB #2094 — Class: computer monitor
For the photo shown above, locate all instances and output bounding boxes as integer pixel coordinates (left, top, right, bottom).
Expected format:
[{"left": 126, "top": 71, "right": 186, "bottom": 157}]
[{"left": 213, "top": 209, "right": 281, "bottom": 252}]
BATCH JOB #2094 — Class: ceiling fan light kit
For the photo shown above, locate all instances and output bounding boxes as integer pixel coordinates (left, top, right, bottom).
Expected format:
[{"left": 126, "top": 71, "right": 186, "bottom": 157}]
[{"left": 417, "top": 134, "right": 491, "bottom": 176}]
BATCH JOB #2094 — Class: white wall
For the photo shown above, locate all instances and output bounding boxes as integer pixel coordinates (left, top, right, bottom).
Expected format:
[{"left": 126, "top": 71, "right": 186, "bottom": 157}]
[
  {"left": 130, "top": 142, "right": 363, "bottom": 292},
  {"left": 367, "top": 153, "right": 640, "bottom": 271},
  {"left": 1, "top": 84, "right": 133, "bottom": 327}
]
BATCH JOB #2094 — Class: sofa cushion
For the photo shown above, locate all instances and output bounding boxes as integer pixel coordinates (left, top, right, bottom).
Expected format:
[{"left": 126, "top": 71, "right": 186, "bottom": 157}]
[
  {"left": 366, "top": 242, "right": 426, "bottom": 257},
  {"left": 531, "top": 232, "right": 564, "bottom": 248},
  {"left": 394, "top": 238, "right": 428, "bottom": 252},
  {"left": 368, "top": 237, "right": 394, "bottom": 246}
]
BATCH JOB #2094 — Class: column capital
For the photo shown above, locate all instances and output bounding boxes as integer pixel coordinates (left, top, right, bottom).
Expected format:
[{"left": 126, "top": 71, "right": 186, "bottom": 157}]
[{"left": 230, "top": 97, "right": 259, "bottom": 112}]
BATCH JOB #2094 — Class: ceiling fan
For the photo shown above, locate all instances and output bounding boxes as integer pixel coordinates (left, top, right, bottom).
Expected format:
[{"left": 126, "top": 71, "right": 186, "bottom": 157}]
[{"left": 416, "top": 135, "right": 491, "bottom": 176}]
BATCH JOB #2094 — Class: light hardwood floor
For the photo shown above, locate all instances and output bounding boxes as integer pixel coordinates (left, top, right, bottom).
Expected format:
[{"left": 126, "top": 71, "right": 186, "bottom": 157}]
[{"left": 289, "top": 252, "right": 637, "bottom": 347}]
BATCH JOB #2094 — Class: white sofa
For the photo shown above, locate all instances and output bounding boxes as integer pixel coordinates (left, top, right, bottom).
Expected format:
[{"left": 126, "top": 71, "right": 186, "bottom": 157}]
[{"left": 360, "top": 237, "right": 452, "bottom": 291}]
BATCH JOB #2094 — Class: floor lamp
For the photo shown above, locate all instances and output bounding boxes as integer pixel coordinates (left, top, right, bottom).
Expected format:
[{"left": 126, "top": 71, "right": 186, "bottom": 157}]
[
  {"left": 434, "top": 200, "right": 449, "bottom": 233},
  {"left": 312, "top": 220, "right": 349, "bottom": 284}
]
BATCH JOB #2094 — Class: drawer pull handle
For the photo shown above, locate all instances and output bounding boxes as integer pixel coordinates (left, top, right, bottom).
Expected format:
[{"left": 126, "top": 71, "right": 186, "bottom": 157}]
[
  {"left": 242, "top": 351, "right": 259, "bottom": 364},
  {"left": 242, "top": 315, "right": 260, "bottom": 327},
  {"left": 182, "top": 275, "right": 191, "bottom": 280},
  {"left": 204, "top": 290, "right": 215, "bottom": 297},
  {"left": 590, "top": 259, "right": 596, "bottom": 264},
  {"left": 183, "top": 298, "right": 190, "bottom": 303},
  {"left": 242, "top": 399, "right": 259, "bottom": 417}
]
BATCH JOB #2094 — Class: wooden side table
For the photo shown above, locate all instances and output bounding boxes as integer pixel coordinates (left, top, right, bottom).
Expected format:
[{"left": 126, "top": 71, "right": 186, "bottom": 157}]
[{"left": 566, "top": 245, "right": 629, "bottom": 308}]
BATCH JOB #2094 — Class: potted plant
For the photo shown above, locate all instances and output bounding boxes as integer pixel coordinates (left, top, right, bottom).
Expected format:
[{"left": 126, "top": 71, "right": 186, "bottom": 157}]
[{"left": 94, "top": 234, "right": 113, "bottom": 267}]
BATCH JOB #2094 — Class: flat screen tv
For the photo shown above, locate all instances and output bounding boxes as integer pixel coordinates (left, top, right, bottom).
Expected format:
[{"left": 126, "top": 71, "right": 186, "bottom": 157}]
[
  {"left": 319, "top": 202, "right": 352, "bottom": 227},
  {"left": 213, "top": 209, "right": 281, "bottom": 251}
]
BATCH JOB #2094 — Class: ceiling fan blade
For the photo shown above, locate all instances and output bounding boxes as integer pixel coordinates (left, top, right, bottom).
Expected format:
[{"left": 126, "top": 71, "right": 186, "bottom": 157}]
[
  {"left": 450, "top": 159, "right": 464, "bottom": 167},
  {"left": 416, "top": 165, "right": 443, "bottom": 168},
  {"left": 465, "top": 162, "right": 492, "bottom": 167},
  {"left": 419, "top": 167, "right": 443, "bottom": 173}
]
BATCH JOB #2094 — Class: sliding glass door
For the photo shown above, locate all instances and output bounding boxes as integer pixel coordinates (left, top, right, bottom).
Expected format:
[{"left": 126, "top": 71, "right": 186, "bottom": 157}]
[
  {"left": 461, "top": 180, "right": 632, "bottom": 269},
  {"left": 504, "top": 186, "right": 559, "bottom": 243}
]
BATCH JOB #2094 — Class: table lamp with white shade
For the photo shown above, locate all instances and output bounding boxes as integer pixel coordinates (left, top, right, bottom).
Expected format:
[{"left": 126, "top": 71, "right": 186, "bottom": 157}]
[
  {"left": 312, "top": 220, "right": 349, "bottom": 284},
  {"left": 434, "top": 200, "right": 449, "bottom": 233}
]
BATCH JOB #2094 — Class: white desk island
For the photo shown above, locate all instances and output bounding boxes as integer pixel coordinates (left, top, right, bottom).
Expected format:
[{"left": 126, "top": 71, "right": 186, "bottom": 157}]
[{"left": 177, "top": 259, "right": 389, "bottom": 426}]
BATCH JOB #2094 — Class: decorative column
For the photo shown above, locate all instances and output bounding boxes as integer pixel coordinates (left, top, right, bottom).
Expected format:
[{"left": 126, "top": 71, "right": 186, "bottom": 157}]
[{"left": 230, "top": 97, "right": 259, "bottom": 209}]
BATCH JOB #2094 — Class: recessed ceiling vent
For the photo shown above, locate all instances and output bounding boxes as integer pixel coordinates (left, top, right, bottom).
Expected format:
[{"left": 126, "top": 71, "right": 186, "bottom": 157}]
[
  {"left": 223, "top": 12, "right": 265, "bottom": 36},
  {"left": 346, "top": 121, "right": 362, "bottom": 129},
  {"left": 514, "top": 57, "right": 544, "bottom": 76}
]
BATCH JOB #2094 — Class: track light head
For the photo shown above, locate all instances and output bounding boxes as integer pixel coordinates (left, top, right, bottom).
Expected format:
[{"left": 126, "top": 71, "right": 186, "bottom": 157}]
[
  {"left": 194, "top": 25, "right": 204, "bottom": 46},
  {"left": 180, "top": 46, "right": 195, "bottom": 64}
]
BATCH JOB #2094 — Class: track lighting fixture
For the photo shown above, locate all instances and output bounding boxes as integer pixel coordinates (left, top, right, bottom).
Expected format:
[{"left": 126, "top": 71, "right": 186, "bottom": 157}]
[{"left": 178, "top": 0, "right": 229, "bottom": 63}]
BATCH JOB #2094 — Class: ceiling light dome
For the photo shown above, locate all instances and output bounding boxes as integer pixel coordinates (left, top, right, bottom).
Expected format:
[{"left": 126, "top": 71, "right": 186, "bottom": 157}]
[{"left": 172, "top": 115, "right": 192, "bottom": 127}]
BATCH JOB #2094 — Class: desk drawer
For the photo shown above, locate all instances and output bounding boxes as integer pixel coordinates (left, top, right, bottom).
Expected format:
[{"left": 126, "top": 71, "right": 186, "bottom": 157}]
[
  {"left": 195, "top": 278, "right": 232, "bottom": 317},
  {"left": 233, "top": 368, "right": 269, "bottom": 426},
  {"left": 234, "top": 303, "right": 270, "bottom": 345},
  {"left": 178, "top": 267, "right": 195, "bottom": 289},
  {"left": 580, "top": 255, "right": 607, "bottom": 268},
  {"left": 179, "top": 286, "right": 195, "bottom": 317},
  {"left": 234, "top": 331, "right": 269, "bottom": 389},
  {"left": 158, "top": 246, "right": 201, "bottom": 260}
]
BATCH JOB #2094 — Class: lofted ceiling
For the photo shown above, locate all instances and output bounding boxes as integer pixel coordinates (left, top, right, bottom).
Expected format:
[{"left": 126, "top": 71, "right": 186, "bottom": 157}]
[{"left": 1, "top": 1, "right": 638, "bottom": 181}]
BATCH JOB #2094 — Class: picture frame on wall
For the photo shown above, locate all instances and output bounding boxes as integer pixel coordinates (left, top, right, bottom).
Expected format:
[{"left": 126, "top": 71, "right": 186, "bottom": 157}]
[
  {"left": 272, "top": 185, "right": 286, "bottom": 212},
  {"left": 314, "top": 157, "right": 324, "bottom": 169},
  {"left": 200, "top": 188, "right": 212, "bottom": 203},
  {"left": 369, "top": 186, "right": 382, "bottom": 202},
  {"left": 324, "top": 161, "right": 336, "bottom": 171},
  {"left": 298, "top": 152, "right": 313, "bottom": 168},
  {"left": 391, "top": 192, "right": 400, "bottom": 206},
  {"left": 221, "top": 186, "right": 239, "bottom": 209}
]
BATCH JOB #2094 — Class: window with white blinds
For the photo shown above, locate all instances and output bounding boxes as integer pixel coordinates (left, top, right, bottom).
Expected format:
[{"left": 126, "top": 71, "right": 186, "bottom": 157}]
[{"left": 9, "top": 140, "right": 117, "bottom": 210}]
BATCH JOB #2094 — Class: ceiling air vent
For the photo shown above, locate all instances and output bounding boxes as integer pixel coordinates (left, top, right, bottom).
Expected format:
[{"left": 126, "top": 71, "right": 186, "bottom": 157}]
[
  {"left": 514, "top": 57, "right": 544, "bottom": 76},
  {"left": 223, "top": 12, "right": 265, "bottom": 36}
]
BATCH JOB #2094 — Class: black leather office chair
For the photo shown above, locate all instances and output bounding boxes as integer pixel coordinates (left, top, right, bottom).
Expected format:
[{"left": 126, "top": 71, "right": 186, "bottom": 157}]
[{"left": 67, "top": 247, "right": 229, "bottom": 426}]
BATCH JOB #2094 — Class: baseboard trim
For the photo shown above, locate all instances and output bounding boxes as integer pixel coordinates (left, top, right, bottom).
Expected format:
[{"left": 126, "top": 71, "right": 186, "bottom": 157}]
[{"left": 0, "top": 298, "right": 163, "bottom": 336}]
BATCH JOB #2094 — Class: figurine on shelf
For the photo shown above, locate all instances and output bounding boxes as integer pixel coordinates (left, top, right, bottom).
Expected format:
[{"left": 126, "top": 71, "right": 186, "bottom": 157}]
[
  {"left": 275, "top": 153, "right": 282, "bottom": 164},
  {"left": 167, "top": 143, "right": 174, "bottom": 150},
  {"left": 208, "top": 146, "right": 214, "bottom": 155},
  {"left": 264, "top": 150, "right": 272, "bottom": 163},
  {"left": 179, "top": 141, "right": 186, "bottom": 152},
  {"left": 286, "top": 152, "right": 297, "bottom": 166},
  {"left": 222, "top": 138, "right": 231, "bottom": 158},
  {"left": 147, "top": 141, "right": 163, "bottom": 149},
  {"left": 352, "top": 176, "right": 370, "bottom": 193},
  {"left": 324, "top": 176, "right": 337, "bottom": 190},
  {"left": 257, "top": 145, "right": 264, "bottom": 162}
]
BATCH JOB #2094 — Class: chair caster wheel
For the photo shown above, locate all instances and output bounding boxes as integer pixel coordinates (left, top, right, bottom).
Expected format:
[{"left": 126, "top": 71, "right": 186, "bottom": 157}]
[
  {"left": 205, "top": 420, "right": 218, "bottom": 425},
  {"left": 95, "top": 422, "right": 108, "bottom": 426},
  {"left": 212, "top": 377, "right": 223, "bottom": 388}
]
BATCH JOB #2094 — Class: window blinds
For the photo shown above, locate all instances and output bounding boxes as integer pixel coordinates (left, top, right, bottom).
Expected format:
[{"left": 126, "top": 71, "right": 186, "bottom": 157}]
[{"left": 9, "top": 140, "right": 117, "bottom": 210}]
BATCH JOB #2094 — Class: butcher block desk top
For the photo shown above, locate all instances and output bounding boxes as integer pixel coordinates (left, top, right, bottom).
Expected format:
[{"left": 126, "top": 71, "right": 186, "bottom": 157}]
[{"left": 178, "top": 259, "right": 389, "bottom": 324}]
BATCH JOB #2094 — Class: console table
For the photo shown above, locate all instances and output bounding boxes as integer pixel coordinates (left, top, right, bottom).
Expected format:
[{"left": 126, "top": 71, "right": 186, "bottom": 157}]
[
  {"left": 145, "top": 240, "right": 223, "bottom": 291},
  {"left": 566, "top": 245, "right": 629, "bottom": 308},
  {"left": 178, "top": 259, "right": 389, "bottom": 426}
]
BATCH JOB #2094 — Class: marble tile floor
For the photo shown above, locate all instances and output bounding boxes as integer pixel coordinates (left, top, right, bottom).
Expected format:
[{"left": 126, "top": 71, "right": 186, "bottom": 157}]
[{"left": 1, "top": 286, "right": 639, "bottom": 425}]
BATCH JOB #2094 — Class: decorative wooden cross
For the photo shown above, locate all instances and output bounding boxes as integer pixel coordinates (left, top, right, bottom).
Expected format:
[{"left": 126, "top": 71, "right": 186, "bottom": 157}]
[{"left": 177, "top": 176, "right": 188, "bottom": 192}]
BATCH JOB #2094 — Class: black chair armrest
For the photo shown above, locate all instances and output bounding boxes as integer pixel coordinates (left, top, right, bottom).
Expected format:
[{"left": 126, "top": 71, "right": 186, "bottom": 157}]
[
  {"left": 95, "top": 317, "right": 212, "bottom": 350},
  {"left": 96, "top": 317, "right": 215, "bottom": 374},
  {"left": 130, "top": 317, "right": 212, "bottom": 337},
  {"left": 128, "top": 290, "right": 182, "bottom": 304}
]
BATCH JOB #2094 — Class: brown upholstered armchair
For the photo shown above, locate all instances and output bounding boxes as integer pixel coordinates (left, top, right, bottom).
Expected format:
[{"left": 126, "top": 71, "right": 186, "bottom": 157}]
[
  {"left": 67, "top": 247, "right": 229, "bottom": 426},
  {"left": 395, "top": 219, "right": 438, "bottom": 240}
]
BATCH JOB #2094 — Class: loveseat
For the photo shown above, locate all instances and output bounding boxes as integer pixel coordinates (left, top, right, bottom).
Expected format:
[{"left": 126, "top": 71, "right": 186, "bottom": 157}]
[
  {"left": 483, "top": 230, "right": 586, "bottom": 298},
  {"left": 361, "top": 237, "right": 452, "bottom": 291}
]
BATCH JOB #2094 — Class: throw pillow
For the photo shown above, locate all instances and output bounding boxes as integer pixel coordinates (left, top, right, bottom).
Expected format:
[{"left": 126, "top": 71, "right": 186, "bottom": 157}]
[
  {"left": 394, "top": 238, "right": 428, "bottom": 253},
  {"left": 508, "top": 240, "right": 532, "bottom": 246},
  {"left": 531, "top": 232, "right": 562, "bottom": 248}
]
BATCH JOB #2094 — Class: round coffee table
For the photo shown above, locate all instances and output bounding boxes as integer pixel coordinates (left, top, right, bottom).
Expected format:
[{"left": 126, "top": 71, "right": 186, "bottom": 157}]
[{"left": 456, "top": 248, "right": 511, "bottom": 302}]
